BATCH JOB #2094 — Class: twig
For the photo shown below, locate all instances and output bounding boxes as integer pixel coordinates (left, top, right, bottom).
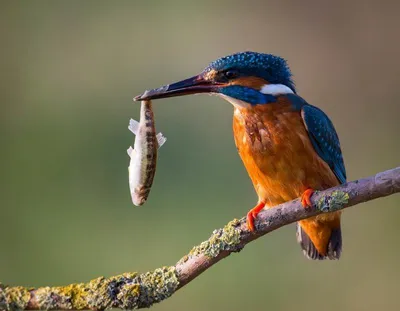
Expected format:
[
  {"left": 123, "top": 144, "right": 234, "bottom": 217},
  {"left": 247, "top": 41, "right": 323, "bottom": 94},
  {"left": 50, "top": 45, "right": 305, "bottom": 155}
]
[{"left": 1, "top": 167, "right": 399, "bottom": 310}]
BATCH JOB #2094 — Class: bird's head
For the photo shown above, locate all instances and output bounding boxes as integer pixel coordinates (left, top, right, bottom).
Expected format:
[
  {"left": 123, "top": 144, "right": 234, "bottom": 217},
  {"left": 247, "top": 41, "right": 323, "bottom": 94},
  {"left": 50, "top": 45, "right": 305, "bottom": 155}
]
[{"left": 134, "top": 51, "right": 296, "bottom": 107}]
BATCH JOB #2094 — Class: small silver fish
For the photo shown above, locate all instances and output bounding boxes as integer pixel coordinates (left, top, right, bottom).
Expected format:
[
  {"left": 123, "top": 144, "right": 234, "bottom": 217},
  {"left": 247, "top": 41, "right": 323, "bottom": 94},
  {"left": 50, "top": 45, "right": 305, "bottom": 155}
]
[{"left": 127, "top": 100, "right": 166, "bottom": 206}]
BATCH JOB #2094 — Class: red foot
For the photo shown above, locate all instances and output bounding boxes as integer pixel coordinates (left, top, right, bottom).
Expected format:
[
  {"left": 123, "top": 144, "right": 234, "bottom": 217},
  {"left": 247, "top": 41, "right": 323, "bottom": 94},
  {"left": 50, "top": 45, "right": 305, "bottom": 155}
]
[
  {"left": 246, "top": 202, "right": 265, "bottom": 232},
  {"left": 301, "top": 188, "right": 315, "bottom": 208}
]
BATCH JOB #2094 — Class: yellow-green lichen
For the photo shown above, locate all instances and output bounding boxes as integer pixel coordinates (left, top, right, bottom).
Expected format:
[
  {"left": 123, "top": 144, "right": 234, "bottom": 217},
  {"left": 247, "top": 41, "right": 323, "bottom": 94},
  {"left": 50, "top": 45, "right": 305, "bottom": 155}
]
[
  {"left": 3, "top": 286, "right": 31, "bottom": 311},
  {"left": 53, "top": 283, "right": 89, "bottom": 310},
  {"left": 86, "top": 273, "right": 138, "bottom": 310},
  {"left": 86, "top": 269, "right": 178, "bottom": 310},
  {"left": 187, "top": 219, "right": 242, "bottom": 258},
  {"left": 135, "top": 266, "right": 179, "bottom": 308},
  {"left": 1, "top": 269, "right": 178, "bottom": 311},
  {"left": 86, "top": 276, "right": 114, "bottom": 309},
  {"left": 34, "top": 286, "right": 61, "bottom": 310},
  {"left": 180, "top": 255, "right": 189, "bottom": 263},
  {"left": 117, "top": 283, "right": 140, "bottom": 309},
  {"left": 317, "top": 190, "right": 350, "bottom": 212},
  {"left": 0, "top": 283, "right": 5, "bottom": 311}
]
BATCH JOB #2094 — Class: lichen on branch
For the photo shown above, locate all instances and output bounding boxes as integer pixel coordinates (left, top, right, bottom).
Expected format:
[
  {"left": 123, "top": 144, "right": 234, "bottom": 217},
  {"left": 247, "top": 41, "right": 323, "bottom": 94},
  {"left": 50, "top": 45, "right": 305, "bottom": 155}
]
[
  {"left": 0, "top": 268, "right": 179, "bottom": 310},
  {"left": 183, "top": 219, "right": 242, "bottom": 260}
]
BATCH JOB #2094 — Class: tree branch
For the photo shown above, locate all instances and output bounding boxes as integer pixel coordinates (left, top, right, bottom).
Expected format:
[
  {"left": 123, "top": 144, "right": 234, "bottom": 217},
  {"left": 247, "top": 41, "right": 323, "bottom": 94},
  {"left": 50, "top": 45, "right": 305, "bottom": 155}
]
[{"left": 1, "top": 167, "right": 399, "bottom": 310}]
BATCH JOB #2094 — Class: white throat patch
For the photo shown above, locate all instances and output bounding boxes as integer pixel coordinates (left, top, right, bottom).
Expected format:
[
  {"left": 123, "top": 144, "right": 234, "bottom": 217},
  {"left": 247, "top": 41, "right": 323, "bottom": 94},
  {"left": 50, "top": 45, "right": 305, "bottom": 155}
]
[
  {"left": 216, "top": 94, "right": 252, "bottom": 108},
  {"left": 260, "top": 84, "right": 294, "bottom": 95}
]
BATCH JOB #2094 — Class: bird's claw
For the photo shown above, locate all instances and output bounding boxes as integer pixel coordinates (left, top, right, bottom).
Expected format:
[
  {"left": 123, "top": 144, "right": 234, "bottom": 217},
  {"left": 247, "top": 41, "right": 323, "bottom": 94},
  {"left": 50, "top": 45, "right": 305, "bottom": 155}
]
[
  {"left": 246, "top": 202, "right": 266, "bottom": 232},
  {"left": 301, "top": 188, "right": 315, "bottom": 208},
  {"left": 246, "top": 211, "right": 256, "bottom": 232}
]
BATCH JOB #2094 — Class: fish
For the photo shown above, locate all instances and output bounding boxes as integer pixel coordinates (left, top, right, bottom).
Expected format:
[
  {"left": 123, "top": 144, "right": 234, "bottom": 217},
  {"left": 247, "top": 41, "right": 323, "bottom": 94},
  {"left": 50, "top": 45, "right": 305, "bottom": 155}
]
[{"left": 127, "top": 100, "right": 166, "bottom": 206}]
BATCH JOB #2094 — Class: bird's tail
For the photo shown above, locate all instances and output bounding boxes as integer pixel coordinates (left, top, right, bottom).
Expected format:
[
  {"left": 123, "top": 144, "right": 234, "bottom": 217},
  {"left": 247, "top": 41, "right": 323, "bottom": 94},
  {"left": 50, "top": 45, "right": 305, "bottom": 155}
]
[{"left": 296, "top": 220, "right": 342, "bottom": 260}]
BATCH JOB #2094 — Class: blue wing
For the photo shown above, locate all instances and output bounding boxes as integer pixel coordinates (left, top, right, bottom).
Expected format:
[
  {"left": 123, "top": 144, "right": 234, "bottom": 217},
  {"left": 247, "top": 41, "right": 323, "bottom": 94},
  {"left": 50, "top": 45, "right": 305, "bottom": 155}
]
[{"left": 301, "top": 104, "right": 346, "bottom": 184}]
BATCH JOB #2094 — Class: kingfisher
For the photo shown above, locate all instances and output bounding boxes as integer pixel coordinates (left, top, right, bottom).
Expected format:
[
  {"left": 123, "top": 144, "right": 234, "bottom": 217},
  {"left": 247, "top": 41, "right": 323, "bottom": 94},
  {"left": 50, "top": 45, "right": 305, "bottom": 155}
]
[{"left": 134, "top": 51, "right": 346, "bottom": 260}]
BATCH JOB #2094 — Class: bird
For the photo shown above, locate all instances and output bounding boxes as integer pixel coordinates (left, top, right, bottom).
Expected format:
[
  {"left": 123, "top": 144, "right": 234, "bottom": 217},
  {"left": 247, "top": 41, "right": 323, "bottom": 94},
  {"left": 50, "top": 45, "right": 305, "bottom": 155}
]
[{"left": 134, "top": 51, "right": 346, "bottom": 260}]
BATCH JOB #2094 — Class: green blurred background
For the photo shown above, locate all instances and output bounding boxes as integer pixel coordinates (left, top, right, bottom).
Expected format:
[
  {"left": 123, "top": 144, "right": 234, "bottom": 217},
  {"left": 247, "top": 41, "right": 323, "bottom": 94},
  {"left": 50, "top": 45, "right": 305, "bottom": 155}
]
[{"left": 1, "top": 1, "right": 399, "bottom": 310}]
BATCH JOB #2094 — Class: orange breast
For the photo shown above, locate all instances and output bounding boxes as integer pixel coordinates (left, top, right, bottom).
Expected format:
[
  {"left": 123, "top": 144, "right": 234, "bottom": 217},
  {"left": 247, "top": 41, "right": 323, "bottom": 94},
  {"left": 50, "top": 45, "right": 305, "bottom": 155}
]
[{"left": 232, "top": 99, "right": 340, "bottom": 207}]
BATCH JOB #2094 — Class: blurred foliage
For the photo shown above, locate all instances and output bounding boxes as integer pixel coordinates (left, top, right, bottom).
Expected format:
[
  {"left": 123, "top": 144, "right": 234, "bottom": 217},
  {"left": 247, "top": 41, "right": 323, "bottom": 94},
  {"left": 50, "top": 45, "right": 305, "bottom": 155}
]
[{"left": 0, "top": 1, "right": 399, "bottom": 310}]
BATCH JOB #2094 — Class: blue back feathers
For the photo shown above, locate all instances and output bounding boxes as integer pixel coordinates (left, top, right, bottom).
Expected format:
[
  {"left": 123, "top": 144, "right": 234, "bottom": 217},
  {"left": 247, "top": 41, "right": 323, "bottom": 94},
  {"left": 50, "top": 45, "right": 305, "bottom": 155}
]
[
  {"left": 204, "top": 51, "right": 296, "bottom": 92},
  {"left": 301, "top": 105, "right": 347, "bottom": 184}
]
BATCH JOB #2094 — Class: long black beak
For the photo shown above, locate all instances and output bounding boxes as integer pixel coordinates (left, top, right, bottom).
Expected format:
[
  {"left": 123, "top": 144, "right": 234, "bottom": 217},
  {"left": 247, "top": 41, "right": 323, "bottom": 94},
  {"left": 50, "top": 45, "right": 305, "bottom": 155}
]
[{"left": 133, "top": 74, "right": 221, "bottom": 101}]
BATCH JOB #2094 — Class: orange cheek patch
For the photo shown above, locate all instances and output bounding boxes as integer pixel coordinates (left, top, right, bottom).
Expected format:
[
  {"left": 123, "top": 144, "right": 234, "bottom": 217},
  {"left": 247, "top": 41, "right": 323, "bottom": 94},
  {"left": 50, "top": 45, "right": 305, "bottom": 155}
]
[{"left": 229, "top": 76, "right": 268, "bottom": 90}]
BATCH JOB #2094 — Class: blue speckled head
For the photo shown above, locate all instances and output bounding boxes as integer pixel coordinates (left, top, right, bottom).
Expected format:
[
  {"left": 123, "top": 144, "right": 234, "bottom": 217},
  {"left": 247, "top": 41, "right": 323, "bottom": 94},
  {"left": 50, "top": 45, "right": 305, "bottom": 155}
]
[{"left": 204, "top": 51, "right": 295, "bottom": 92}]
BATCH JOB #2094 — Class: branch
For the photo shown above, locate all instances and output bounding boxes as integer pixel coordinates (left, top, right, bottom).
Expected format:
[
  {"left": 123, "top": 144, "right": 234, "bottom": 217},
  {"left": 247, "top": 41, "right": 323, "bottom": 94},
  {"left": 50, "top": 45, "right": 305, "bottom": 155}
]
[{"left": 1, "top": 167, "right": 399, "bottom": 310}]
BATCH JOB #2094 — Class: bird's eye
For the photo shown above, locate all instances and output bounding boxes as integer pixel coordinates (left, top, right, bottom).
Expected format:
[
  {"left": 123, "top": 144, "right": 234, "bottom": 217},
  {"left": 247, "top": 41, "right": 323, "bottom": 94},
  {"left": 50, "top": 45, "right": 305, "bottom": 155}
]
[{"left": 224, "top": 70, "right": 238, "bottom": 79}]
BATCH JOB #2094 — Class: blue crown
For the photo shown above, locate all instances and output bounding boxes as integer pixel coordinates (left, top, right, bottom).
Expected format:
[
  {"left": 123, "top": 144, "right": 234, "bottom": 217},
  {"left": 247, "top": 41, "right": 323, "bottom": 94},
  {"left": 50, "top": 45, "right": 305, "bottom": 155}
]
[{"left": 204, "top": 51, "right": 295, "bottom": 92}]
